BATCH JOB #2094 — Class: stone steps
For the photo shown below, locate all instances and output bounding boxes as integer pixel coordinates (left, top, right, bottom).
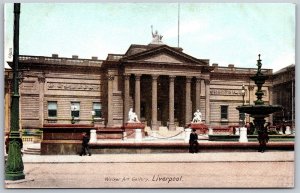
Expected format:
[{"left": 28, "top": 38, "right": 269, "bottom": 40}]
[{"left": 24, "top": 147, "right": 41, "bottom": 155}]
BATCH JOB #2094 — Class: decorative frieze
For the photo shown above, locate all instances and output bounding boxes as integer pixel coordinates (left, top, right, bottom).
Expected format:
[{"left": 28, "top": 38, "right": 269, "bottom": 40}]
[
  {"left": 210, "top": 89, "right": 246, "bottom": 96},
  {"left": 47, "top": 82, "right": 100, "bottom": 92}
]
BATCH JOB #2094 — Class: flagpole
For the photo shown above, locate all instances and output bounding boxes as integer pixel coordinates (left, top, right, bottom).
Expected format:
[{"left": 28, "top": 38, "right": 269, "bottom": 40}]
[{"left": 178, "top": 3, "right": 180, "bottom": 47}]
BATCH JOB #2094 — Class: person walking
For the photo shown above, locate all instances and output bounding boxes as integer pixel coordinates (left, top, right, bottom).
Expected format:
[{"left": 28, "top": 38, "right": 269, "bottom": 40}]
[
  {"left": 80, "top": 132, "right": 91, "bottom": 156},
  {"left": 257, "top": 130, "right": 269, "bottom": 153},
  {"left": 189, "top": 129, "right": 199, "bottom": 153}
]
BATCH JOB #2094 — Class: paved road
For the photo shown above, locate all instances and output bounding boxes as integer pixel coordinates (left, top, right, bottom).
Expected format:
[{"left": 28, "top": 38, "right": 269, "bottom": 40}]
[{"left": 5, "top": 152, "right": 294, "bottom": 188}]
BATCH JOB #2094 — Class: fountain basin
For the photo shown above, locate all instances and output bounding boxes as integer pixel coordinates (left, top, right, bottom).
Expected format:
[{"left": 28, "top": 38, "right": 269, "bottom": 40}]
[{"left": 236, "top": 105, "right": 283, "bottom": 118}]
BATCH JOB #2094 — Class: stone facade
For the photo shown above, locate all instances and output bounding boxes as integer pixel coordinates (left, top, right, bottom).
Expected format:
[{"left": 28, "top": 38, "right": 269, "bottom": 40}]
[
  {"left": 5, "top": 44, "right": 276, "bottom": 132},
  {"left": 272, "top": 64, "right": 295, "bottom": 125}
]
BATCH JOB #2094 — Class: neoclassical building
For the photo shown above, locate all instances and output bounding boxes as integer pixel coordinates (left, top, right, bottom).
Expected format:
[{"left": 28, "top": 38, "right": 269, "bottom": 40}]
[
  {"left": 272, "top": 64, "right": 295, "bottom": 126},
  {"left": 5, "top": 40, "right": 277, "bottom": 134}
]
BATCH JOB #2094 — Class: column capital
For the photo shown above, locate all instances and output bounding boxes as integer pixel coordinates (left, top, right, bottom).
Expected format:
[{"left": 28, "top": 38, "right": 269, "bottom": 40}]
[
  {"left": 186, "top": 76, "right": 193, "bottom": 83},
  {"left": 107, "top": 75, "right": 115, "bottom": 81},
  {"left": 135, "top": 74, "right": 142, "bottom": 81},
  {"left": 123, "top": 73, "right": 131, "bottom": 80},
  {"left": 196, "top": 77, "right": 202, "bottom": 83},
  {"left": 152, "top": 75, "right": 159, "bottom": 80},
  {"left": 169, "top": 75, "right": 176, "bottom": 82}
]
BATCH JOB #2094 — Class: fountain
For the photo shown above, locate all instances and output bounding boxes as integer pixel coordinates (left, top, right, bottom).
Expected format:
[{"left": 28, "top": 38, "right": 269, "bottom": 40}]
[{"left": 236, "top": 55, "right": 283, "bottom": 146}]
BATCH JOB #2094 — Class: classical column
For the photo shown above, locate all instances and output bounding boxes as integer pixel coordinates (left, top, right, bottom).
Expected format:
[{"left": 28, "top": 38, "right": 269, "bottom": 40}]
[
  {"left": 268, "top": 86, "right": 273, "bottom": 125},
  {"left": 185, "top": 77, "right": 192, "bottom": 124},
  {"left": 134, "top": 74, "right": 141, "bottom": 120},
  {"left": 151, "top": 75, "right": 158, "bottom": 130},
  {"left": 169, "top": 76, "right": 175, "bottom": 130},
  {"left": 195, "top": 77, "right": 201, "bottom": 110},
  {"left": 205, "top": 79, "right": 210, "bottom": 124},
  {"left": 38, "top": 76, "right": 45, "bottom": 128},
  {"left": 123, "top": 74, "right": 130, "bottom": 124},
  {"left": 107, "top": 75, "right": 114, "bottom": 127}
]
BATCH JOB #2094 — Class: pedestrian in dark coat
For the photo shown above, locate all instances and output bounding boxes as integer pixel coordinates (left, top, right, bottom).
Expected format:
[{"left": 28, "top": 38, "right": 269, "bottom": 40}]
[
  {"left": 257, "top": 130, "right": 269, "bottom": 153},
  {"left": 80, "top": 132, "right": 91, "bottom": 156},
  {"left": 189, "top": 129, "right": 199, "bottom": 153}
]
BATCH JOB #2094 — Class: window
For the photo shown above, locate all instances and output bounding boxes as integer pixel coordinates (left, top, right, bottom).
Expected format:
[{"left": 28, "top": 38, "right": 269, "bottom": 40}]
[
  {"left": 48, "top": 102, "right": 57, "bottom": 118},
  {"left": 93, "top": 102, "right": 102, "bottom": 118},
  {"left": 71, "top": 102, "right": 80, "bottom": 118},
  {"left": 221, "top": 105, "right": 228, "bottom": 120}
]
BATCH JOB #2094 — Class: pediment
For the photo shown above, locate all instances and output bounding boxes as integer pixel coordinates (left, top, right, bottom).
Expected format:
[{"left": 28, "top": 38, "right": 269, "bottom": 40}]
[
  {"left": 143, "top": 53, "right": 183, "bottom": 63},
  {"left": 123, "top": 45, "right": 208, "bottom": 65}
]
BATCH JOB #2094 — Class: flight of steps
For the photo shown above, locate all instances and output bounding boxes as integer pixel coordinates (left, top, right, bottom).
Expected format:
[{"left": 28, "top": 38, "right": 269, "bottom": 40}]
[{"left": 23, "top": 143, "right": 41, "bottom": 155}]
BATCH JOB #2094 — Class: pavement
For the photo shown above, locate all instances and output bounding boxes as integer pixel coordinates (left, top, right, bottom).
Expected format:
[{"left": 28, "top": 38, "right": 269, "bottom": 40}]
[
  {"left": 4, "top": 143, "right": 295, "bottom": 188},
  {"left": 18, "top": 142, "right": 294, "bottom": 163}
]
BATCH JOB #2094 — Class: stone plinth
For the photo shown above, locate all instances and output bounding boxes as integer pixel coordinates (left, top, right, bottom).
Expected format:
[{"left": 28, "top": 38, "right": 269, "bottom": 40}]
[
  {"left": 208, "top": 128, "right": 213, "bottom": 135},
  {"left": 135, "top": 129, "right": 142, "bottom": 142},
  {"left": 239, "top": 127, "right": 248, "bottom": 142},
  {"left": 285, "top": 126, "right": 291, "bottom": 135},
  {"left": 188, "top": 123, "right": 208, "bottom": 134},
  {"left": 97, "top": 127, "right": 124, "bottom": 139},
  {"left": 89, "top": 129, "right": 97, "bottom": 143},
  {"left": 41, "top": 124, "right": 95, "bottom": 155},
  {"left": 235, "top": 128, "right": 240, "bottom": 135},
  {"left": 124, "top": 122, "right": 146, "bottom": 140},
  {"left": 184, "top": 128, "right": 192, "bottom": 143}
]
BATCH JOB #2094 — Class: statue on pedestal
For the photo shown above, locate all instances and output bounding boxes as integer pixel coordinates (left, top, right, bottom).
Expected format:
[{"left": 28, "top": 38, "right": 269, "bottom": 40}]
[
  {"left": 151, "top": 25, "right": 163, "bottom": 44},
  {"left": 128, "top": 108, "right": 140, "bottom": 123},
  {"left": 192, "top": 109, "right": 202, "bottom": 123}
]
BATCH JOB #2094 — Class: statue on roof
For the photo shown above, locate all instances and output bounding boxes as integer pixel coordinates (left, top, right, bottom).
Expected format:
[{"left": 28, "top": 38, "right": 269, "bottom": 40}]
[{"left": 151, "top": 25, "right": 163, "bottom": 44}]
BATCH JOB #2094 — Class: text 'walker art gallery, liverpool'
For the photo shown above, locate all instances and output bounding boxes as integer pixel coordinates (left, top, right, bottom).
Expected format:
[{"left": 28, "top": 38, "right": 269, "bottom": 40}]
[{"left": 4, "top": 30, "right": 295, "bottom": 155}]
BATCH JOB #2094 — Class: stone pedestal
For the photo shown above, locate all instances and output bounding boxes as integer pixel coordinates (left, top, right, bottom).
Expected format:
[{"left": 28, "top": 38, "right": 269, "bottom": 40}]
[
  {"left": 189, "top": 123, "right": 208, "bottom": 134},
  {"left": 235, "top": 128, "right": 240, "bottom": 135},
  {"left": 184, "top": 128, "right": 192, "bottom": 143},
  {"left": 89, "top": 129, "right": 97, "bottom": 143},
  {"left": 208, "top": 128, "right": 213, "bottom": 135},
  {"left": 124, "top": 122, "right": 145, "bottom": 140},
  {"left": 239, "top": 127, "right": 248, "bottom": 142},
  {"left": 285, "top": 126, "right": 291, "bottom": 135},
  {"left": 135, "top": 129, "right": 142, "bottom": 142},
  {"left": 151, "top": 130, "right": 158, "bottom": 138},
  {"left": 123, "top": 132, "right": 127, "bottom": 140}
]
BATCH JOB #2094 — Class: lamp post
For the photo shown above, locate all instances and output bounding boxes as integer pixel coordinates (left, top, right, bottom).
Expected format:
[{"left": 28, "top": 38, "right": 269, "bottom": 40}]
[
  {"left": 91, "top": 111, "right": 95, "bottom": 125},
  {"left": 242, "top": 84, "right": 245, "bottom": 105},
  {"left": 5, "top": 3, "right": 25, "bottom": 181},
  {"left": 241, "top": 84, "right": 246, "bottom": 126}
]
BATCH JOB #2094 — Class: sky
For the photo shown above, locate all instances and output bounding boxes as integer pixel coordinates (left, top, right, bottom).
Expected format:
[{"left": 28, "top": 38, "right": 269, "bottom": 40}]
[{"left": 4, "top": 3, "right": 295, "bottom": 72}]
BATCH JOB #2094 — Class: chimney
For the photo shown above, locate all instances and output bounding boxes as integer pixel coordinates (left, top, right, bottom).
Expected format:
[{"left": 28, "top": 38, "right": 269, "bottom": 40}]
[
  {"left": 72, "top": 55, "right": 78, "bottom": 59},
  {"left": 228, "top": 64, "right": 235, "bottom": 68},
  {"left": 91, "top": 56, "right": 98, "bottom": 60},
  {"left": 212, "top": 63, "right": 218, "bottom": 67},
  {"left": 52, "top": 54, "right": 59, "bottom": 58}
]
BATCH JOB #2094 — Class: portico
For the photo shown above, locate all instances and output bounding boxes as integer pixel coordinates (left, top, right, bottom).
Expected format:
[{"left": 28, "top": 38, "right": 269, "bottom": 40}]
[{"left": 104, "top": 44, "right": 213, "bottom": 130}]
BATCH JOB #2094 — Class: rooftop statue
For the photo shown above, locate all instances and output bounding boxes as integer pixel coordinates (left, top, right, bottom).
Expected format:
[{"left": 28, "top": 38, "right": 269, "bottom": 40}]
[
  {"left": 151, "top": 25, "right": 163, "bottom": 44},
  {"left": 128, "top": 108, "right": 140, "bottom": 123}
]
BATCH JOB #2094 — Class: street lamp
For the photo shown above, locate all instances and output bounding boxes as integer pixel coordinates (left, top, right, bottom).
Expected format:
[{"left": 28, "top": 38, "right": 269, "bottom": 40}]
[
  {"left": 5, "top": 3, "right": 25, "bottom": 181},
  {"left": 242, "top": 84, "right": 245, "bottom": 105},
  {"left": 241, "top": 84, "right": 246, "bottom": 126}
]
